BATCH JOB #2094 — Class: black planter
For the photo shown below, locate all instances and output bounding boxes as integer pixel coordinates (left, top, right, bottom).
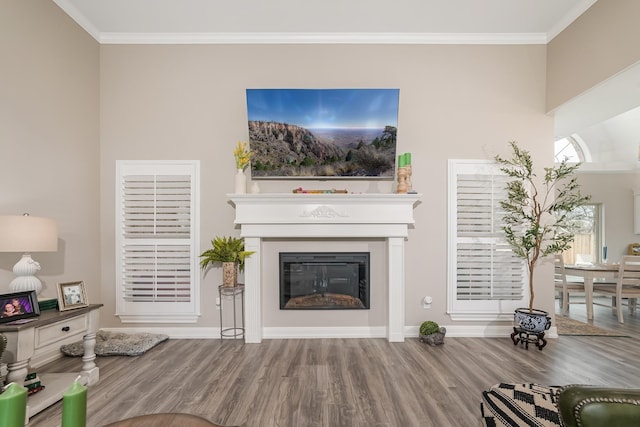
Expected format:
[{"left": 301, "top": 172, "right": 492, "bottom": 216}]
[{"left": 511, "top": 308, "right": 551, "bottom": 350}]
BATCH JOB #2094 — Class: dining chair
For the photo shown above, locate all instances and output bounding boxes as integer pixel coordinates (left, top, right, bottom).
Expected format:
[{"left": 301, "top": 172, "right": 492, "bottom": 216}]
[
  {"left": 593, "top": 255, "right": 640, "bottom": 323},
  {"left": 554, "top": 255, "right": 585, "bottom": 315}
]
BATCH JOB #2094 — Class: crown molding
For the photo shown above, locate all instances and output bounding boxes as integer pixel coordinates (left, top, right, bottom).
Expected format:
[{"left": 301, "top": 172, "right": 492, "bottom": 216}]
[
  {"left": 97, "top": 31, "right": 547, "bottom": 45},
  {"left": 54, "top": 0, "right": 590, "bottom": 46}
]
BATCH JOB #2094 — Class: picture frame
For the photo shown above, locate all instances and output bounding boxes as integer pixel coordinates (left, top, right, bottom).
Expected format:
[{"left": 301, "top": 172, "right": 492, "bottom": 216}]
[
  {"left": 56, "top": 281, "right": 89, "bottom": 311},
  {"left": 0, "top": 290, "right": 40, "bottom": 324},
  {"left": 629, "top": 243, "right": 640, "bottom": 256}
]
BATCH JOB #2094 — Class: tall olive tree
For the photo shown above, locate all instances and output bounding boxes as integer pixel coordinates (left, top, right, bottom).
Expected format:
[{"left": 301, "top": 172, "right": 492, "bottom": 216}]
[{"left": 495, "top": 141, "right": 591, "bottom": 312}]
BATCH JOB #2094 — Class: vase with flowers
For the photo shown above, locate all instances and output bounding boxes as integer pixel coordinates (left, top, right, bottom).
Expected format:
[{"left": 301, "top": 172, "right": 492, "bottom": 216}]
[{"left": 233, "top": 141, "right": 251, "bottom": 194}]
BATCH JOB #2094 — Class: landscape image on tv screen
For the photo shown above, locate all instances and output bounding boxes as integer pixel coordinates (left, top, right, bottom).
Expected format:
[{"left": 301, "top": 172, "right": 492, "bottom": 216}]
[{"left": 245, "top": 88, "right": 399, "bottom": 179}]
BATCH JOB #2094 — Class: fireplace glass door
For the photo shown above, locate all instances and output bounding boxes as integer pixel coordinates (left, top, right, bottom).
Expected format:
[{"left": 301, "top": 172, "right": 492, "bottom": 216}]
[{"left": 280, "top": 252, "right": 370, "bottom": 310}]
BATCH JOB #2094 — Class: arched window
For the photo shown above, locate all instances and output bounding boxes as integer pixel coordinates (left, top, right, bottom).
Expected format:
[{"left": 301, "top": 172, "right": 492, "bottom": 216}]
[{"left": 554, "top": 135, "right": 590, "bottom": 163}]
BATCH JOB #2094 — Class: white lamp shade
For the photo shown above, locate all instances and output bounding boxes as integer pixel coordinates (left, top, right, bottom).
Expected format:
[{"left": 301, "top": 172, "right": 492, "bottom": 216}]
[{"left": 0, "top": 215, "right": 58, "bottom": 252}]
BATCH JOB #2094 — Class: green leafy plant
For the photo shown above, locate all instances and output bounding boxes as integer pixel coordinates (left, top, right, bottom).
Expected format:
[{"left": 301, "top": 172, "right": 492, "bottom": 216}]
[
  {"left": 419, "top": 320, "right": 440, "bottom": 336},
  {"left": 199, "top": 236, "right": 254, "bottom": 272},
  {"left": 495, "top": 141, "right": 590, "bottom": 312}
]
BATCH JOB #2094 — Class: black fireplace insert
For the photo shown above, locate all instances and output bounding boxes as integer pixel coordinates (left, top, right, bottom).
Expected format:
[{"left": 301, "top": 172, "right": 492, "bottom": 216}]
[{"left": 280, "top": 252, "right": 370, "bottom": 310}]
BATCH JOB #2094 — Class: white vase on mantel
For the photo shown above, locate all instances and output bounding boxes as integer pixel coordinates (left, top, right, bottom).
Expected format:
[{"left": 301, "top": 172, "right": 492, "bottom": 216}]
[{"left": 235, "top": 169, "right": 246, "bottom": 194}]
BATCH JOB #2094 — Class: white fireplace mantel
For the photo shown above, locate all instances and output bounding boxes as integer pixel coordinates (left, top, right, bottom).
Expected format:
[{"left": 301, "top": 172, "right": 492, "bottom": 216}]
[{"left": 228, "top": 193, "right": 421, "bottom": 343}]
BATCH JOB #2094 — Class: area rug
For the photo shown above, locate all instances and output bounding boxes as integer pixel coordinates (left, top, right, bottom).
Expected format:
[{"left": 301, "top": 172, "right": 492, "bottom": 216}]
[
  {"left": 60, "top": 331, "right": 169, "bottom": 357},
  {"left": 555, "top": 315, "right": 629, "bottom": 337},
  {"left": 481, "top": 383, "right": 562, "bottom": 427}
]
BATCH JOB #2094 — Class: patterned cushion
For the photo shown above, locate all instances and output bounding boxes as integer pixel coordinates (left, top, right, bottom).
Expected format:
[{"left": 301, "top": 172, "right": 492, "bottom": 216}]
[{"left": 481, "top": 383, "right": 562, "bottom": 427}]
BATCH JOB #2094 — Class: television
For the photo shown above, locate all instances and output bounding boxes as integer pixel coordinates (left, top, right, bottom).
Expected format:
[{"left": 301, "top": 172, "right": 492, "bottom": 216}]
[{"left": 245, "top": 88, "right": 399, "bottom": 179}]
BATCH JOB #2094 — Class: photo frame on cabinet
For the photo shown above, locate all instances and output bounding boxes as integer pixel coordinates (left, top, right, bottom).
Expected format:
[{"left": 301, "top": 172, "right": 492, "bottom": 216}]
[
  {"left": 57, "top": 281, "right": 89, "bottom": 311},
  {"left": 629, "top": 243, "right": 640, "bottom": 256},
  {"left": 0, "top": 290, "right": 40, "bottom": 324}
]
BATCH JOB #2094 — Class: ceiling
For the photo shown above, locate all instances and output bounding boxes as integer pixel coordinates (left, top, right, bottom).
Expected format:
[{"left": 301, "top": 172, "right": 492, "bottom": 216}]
[
  {"left": 54, "top": 0, "right": 595, "bottom": 44},
  {"left": 52, "top": 0, "right": 639, "bottom": 169}
]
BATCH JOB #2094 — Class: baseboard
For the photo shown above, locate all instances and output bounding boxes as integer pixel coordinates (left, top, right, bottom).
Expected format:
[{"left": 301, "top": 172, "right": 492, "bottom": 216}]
[
  {"left": 263, "top": 326, "right": 387, "bottom": 339},
  {"left": 99, "top": 324, "right": 558, "bottom": 339},
  {"left": 100, "top": 326, "right": 220, "bottom": 339},
  {"left": 406, "top": 325, "right": 558, "bottom": 339}
]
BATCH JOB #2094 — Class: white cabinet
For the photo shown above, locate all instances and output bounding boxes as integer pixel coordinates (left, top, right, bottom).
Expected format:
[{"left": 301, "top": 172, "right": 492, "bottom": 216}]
[{"left": 0, "top": 304, "right": 102, "bottom": 421}]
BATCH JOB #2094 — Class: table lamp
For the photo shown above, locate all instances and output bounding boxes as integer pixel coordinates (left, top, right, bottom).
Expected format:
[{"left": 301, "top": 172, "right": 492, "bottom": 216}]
[{"left": 0, "top": 214, "right": 58, "bottom": 295}]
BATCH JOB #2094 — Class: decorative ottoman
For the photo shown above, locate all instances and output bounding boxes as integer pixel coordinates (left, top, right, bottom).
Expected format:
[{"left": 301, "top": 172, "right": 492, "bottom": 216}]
[{"left": 480, "top": 383, "right": 562, "bottom": 427}]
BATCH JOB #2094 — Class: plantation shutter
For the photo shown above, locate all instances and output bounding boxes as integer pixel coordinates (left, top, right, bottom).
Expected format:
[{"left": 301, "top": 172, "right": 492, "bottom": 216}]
[
  {"left": 447, "top": 160, "right": 526, "bottom": 320},
  {"left": 116, "top": 161, "right": 200, "bottom": 323}
]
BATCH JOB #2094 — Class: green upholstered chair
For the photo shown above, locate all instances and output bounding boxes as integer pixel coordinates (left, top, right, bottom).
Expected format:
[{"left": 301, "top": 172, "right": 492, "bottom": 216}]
[
  {"left": 557, "top": 385, "right": 640, "bottom": 427},
  {"left": 481, "top": 383, "right": 640, "bottom": 427}
]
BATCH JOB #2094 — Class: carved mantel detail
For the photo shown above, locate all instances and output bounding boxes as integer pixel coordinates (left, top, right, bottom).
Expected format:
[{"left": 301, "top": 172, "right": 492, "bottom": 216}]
[{"left": 300, "top": 205, "right": 348, "bottom": 219}]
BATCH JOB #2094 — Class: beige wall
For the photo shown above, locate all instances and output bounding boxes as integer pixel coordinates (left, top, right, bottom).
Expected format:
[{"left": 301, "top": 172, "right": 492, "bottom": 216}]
[
  {"left": 0, "top": 1, "right": 101, "bottom": 302},
  {"left": 98, "top": 43, "right": 553, "bottom": 329},
  {"left": 547, "top": 0, "right": 640, "bottom": 283},
  {"left": 547, "top": 0, "right": 640, "bottom": 112},
  {"left": 13, "top": 0, "right": 624, "bottom": 333}
]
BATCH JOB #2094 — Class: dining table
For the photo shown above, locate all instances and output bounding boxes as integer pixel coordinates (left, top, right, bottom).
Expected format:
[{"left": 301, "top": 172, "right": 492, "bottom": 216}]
[{"left": 563, "top": 263, "right": 619, "bottom": 320}]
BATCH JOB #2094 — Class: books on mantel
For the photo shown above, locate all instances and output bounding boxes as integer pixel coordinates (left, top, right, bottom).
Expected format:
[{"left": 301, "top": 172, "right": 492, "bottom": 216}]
[{"left": 24, "top": 372, "right": 45, "bottom": 396}]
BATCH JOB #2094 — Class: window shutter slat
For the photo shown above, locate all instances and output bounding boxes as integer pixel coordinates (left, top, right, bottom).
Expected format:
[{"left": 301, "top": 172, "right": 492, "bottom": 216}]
[
  {"left": 121, "top": 244, "right": 192, "bottom": 303},
  {"left": 116, "top": 161, "right": 199, "bottom": 322},
  {"left": 449, "top": 160, "right": 526, "bottom": 317},
  {"left": 122, "top": 174, "right": 191, "bottom": 239}
]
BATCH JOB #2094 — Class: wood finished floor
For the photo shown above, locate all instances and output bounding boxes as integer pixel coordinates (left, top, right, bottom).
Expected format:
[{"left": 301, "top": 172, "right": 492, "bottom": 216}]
[{"left": 29, "top": 299, "right": 640, "bottom": 427}]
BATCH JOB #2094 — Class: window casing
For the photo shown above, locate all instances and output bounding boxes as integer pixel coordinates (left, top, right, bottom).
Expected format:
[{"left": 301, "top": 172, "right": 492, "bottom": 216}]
[
  {"left": 554, "top": 135, "right": 591, "bottom": 163},
  {"left": 115, "top": 160, "right": 200, "bottom": 323},
  {"left": 447, "top": 160, "right": 527, "bottom": 320}
]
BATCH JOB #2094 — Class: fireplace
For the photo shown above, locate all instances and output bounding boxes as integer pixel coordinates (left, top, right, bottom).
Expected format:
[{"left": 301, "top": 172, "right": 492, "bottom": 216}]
[
  {"left": 280, "top": 252, "right": 370, "bottom": 310},
  {"left": 228, "top": 193, "right": 420, "bottom": 343}
]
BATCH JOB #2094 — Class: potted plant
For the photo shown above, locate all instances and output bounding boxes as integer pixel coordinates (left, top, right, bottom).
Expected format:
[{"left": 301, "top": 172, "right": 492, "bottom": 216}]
[
  {"left": 495, "top": 141, "right": 590, "bottom": 341},
  {"left": 418, "top": 320, "right": 446, "bottom": 346},
  {"left": 199, "top": 236, "right": 255, "bottom": 287}
]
